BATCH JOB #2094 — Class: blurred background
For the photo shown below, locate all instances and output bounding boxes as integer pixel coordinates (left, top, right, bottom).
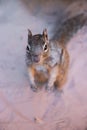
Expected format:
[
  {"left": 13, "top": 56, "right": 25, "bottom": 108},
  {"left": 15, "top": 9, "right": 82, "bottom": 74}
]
[{"left": 0, "top": 0, "right": 87, "bottom": 130}]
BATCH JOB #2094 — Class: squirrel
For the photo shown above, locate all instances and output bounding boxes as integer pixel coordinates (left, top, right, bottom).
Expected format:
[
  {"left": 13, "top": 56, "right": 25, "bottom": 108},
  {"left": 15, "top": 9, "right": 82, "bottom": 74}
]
[{"left": 26, "top": 13, "right": 87, "bottom": 92}]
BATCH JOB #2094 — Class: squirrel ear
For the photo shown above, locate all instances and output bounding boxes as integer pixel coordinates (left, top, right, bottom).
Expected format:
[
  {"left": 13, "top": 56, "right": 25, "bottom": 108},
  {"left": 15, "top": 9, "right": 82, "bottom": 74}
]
[
  {"left": 43, "top": 28, "right": 48, "bottom": 40},
  {"left": 28, "top": 29, "right": 32, "bottom": 39}
]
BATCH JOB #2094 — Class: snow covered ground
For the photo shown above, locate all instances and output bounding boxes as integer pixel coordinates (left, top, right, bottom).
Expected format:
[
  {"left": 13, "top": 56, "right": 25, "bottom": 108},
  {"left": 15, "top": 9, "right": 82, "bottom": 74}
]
[{"left": 0, "top": 0, "right": 87, "bottom": 130}]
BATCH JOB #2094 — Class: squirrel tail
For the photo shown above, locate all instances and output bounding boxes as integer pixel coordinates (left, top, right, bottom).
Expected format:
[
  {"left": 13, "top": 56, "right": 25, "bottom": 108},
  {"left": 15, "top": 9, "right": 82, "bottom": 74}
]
[{"left": 52, "top": 13, "right": 87, "bottom": 45}]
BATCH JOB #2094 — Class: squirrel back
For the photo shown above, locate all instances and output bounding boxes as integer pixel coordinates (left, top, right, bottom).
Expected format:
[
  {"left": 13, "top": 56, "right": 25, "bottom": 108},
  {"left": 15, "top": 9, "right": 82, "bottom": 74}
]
[{"left": 52, "top": 13, "right": 87, "bottom": 45}]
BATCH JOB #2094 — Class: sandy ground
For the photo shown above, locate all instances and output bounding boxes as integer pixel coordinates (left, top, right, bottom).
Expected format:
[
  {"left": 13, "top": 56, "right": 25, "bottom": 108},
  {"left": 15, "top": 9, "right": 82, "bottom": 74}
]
[{"left": 0, "top": 0, "right": 87, "bottom": 130}]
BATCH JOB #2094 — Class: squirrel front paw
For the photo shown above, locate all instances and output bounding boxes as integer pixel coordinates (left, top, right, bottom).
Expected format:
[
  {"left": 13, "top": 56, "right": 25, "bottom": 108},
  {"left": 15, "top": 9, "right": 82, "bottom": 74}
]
[
  {"left": 46, "top": 85, "right": 54, "bottom": 91},
  {"left": 30, "top": 84, "right": 38, "bottom": 92},
  {"left": 46, "top": 85, "right": 63, "bottom": 93}
]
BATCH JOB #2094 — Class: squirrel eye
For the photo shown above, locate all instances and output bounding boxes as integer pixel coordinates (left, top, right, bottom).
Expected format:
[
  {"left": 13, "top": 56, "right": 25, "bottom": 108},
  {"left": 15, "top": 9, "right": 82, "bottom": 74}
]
[
  {"left": 26, "top": 44, "right": 31, "bottom": 53},
  {"left": 43, "top": 43, "right": 48, "bottom": 52}
]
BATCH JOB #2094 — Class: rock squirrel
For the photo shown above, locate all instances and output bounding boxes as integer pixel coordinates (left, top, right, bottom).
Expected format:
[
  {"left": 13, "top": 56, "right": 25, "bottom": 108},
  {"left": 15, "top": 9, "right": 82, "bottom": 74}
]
[{"left": 26, "top": 13, "right": 87, "bottom": 92}]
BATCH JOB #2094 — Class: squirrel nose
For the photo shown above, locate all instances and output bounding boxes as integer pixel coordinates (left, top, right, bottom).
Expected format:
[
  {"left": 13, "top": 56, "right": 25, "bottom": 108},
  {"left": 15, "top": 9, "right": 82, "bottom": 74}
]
[{"left": 33, "top": 55, "right": 40, "bottom": 63}]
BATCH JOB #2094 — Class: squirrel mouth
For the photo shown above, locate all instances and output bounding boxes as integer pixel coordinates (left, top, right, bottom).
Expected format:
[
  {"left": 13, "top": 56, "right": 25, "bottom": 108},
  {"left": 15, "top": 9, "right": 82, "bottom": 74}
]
[{"left": 32, "top": 55, "right": 40, "bottom": 63}]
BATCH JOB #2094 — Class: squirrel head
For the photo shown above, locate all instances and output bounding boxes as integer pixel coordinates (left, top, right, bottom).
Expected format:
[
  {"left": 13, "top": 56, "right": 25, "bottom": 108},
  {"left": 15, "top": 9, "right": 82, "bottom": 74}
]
[{"left": 26, "top": 29, "right": 49, "bottom": 63}]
